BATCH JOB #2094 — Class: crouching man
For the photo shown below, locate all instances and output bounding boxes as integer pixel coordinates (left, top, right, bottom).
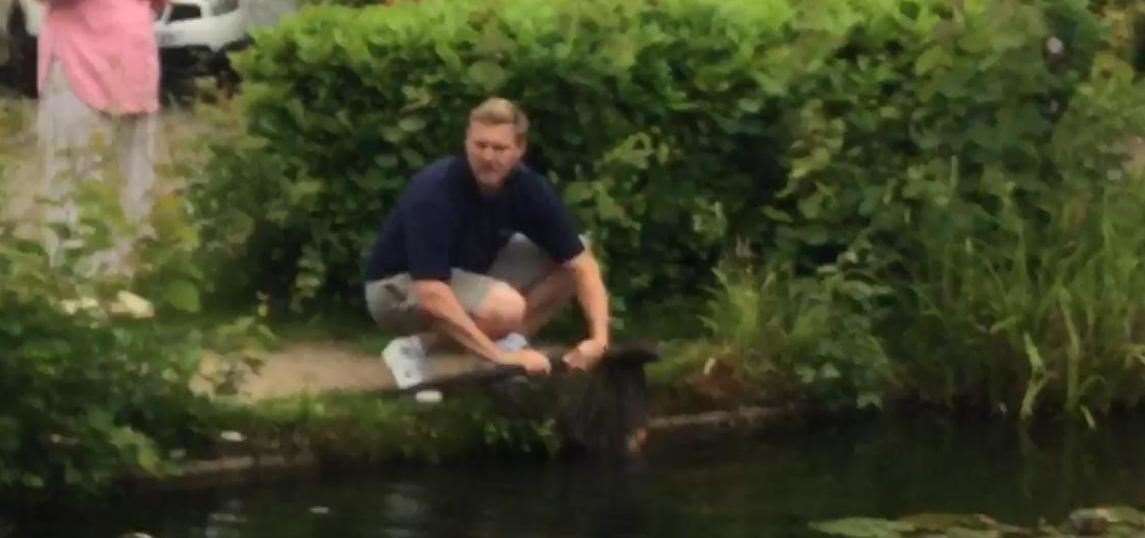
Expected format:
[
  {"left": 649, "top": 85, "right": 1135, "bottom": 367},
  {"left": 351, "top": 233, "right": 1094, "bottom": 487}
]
[{"left": 363, "top": 97, "right": 611, "bottom": 388}]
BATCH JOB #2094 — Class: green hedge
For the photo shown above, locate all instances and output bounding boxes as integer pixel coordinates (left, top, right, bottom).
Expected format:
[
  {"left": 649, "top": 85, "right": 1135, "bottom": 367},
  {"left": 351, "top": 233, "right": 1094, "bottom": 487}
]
[
  {"left": 0, "top": 99, "right": 267, "bottom": 495},
  {"left": 1096, "top": 0, "right": 1145, "bottom": 70},
  {"left": 191, "top": 0, "right": 1145, "bottom": 418},
  {"left": 0, "top": 203, "right": 203, "bottom": 494},
  {"left": 196, "top": 0, "right": 1106, "bottom": 313}
]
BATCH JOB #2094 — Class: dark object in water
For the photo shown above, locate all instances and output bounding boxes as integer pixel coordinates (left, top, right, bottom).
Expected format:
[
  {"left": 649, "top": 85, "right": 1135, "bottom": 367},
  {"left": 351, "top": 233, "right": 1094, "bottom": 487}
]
[
  {"left": 557, "top": 346, "right": 652, "bottom": 457},
  {"left": 390, "top": 342, "right": 659, "bottom": 457}
]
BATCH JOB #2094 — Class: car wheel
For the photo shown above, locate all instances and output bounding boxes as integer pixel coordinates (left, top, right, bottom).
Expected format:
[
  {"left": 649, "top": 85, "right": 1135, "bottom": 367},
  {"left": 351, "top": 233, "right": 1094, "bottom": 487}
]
[{"left": 7, "top": 5, "right": 38, "bottom": 97}]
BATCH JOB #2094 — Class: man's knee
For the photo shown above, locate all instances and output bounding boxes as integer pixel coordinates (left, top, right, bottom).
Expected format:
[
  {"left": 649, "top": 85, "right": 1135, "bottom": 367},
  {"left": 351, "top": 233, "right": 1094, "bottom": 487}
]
[{"left": 472, "top": 282, "right": 526, "bottom": 338}]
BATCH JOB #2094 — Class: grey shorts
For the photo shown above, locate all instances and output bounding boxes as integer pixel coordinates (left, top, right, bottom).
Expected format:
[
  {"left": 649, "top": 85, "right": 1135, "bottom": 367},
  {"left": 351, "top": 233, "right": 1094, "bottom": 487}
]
[{"left": 365, "top": 233, "right": 561, "bottom": 334}]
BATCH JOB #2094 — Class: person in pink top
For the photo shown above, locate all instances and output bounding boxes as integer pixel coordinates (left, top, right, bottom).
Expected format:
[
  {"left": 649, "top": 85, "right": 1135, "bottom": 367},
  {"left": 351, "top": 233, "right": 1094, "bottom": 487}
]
[{"left": 36, "top": 0, "right": 167, "bottom": 274}]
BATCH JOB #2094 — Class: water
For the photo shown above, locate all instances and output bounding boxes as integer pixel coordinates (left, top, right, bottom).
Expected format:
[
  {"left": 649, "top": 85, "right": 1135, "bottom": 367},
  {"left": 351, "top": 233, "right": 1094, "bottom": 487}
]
[{"left": 12, "top": 416, "right": 1145, "bottom": 537}]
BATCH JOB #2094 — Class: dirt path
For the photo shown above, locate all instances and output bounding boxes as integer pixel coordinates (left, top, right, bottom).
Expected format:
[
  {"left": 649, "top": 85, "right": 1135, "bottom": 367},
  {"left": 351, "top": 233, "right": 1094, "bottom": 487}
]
[
  {"left": 203, "top": 340, "right": 510, "bottom": 402},
  {"left": 234, "top": 342, "right": 396, "bottom": 401}
]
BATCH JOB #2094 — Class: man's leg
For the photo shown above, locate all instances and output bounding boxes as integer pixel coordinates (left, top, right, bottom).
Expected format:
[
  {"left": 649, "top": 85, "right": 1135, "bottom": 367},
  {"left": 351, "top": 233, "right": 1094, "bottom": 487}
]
[
  {"left": 413, "top": 281, "right": 526, "bottom": 354},
  {"left": 367, "top": 272, "right": 532, "bottom": 389},
  {"left": 486, "top": 233, "right": 582, "bottom": 338},
  {"left": 450, "top": 272, "right": 527, "bottom": 343},
  {"left": 366, "top": 276, "right": 436, "bottom": 388},
  {"left": 520, "top": 267, "right": 576, "bottom": 337},
  {"left": 366, "top": 272, "right": 528, "bottom": 351}
]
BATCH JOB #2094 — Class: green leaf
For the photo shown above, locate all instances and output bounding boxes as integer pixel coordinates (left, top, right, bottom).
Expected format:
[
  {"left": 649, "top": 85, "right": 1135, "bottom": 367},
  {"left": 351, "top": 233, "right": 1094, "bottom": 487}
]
[
  {"left": 1019, "top": 333, "right": 1048, "bottom": 422},
  {"left": 737, "top": 97, "right": 763, "bottom": 113},
  {"left": 798, "top": 193, "right": 824, "bottom": 219},
  {"left": 435, "top": 43, "right": 463, "bottom": 71},
  {"left": 468, "top": 61, "right": 507, "bottom": 91},
  {"left": 796, "top": 365, "right": 817, "bottom": 384},
  {"left": 913, "top": 46, "right": 949, "bottom": 75},
  {"left": 163, "top": 279, "right": 202, "bottom": 313},
  {"left": 856, "top": 392, "right": 882, "bottom": 409},
  {"left": 602, "top": 35, "right": 638, "bottom": 71},
  {"left": 762, "top": 207, "right": 793, "bottom": 223},
  {"left": 820, "top": 363, "right": 841, "bottom": 379},
  {"left": 288, "top": 179, "right": 324, "bottom": 205},
  {"left": 398, "top": 116, "right": 426, "bottom": 132},
  {"left": 564, "top": 181, "right": 595, "bottom": 204},
  {"left": 401, "top": 147, "right": 426, "bottom": 169},
  {"left": 375, "top": 154, "right": 399, "bottom": 169},
  {"left": 22, "top": 474, "right": 45, "bottom": 489},
  {"left": 381, "top": 125, "right": 406, "bottom": 144}
]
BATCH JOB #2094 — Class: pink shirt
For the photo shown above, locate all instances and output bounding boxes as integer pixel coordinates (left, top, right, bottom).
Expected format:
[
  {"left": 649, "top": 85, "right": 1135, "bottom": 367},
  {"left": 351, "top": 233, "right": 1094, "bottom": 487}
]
[{"left": 38, "top": 0, "right": 165, "bottom": 115}]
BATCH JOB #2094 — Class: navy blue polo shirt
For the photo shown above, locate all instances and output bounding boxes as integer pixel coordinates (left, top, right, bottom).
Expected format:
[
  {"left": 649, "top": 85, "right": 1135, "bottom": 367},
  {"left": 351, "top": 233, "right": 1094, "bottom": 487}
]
[{"left": 364, "top": 156, "right": 585, "bottom": 282}]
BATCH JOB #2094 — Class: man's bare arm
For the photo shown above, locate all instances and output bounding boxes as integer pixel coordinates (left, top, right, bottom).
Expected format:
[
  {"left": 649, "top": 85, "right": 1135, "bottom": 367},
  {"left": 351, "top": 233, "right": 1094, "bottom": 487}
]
[
  {"left": 412, "top": 280, "right": 550, "bottom": 374},
  {"left": 562, "top": 250, "right": 611, "bottom": 370}
]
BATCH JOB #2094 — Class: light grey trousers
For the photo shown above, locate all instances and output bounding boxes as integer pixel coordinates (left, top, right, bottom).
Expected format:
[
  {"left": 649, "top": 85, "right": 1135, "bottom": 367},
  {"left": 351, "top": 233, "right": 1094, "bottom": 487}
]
[{"left": 37, "top": 60, "right": 158, "bottom": 272}]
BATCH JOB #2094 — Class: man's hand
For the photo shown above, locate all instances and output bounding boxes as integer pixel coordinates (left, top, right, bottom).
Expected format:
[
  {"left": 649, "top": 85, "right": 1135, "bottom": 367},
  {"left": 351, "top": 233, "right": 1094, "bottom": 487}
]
[
  {"left": 562, "top": 338, "right": 608, "bottom": 371},
  {"left": 506, "top": 348, "right": 552, "bottom": 375}
]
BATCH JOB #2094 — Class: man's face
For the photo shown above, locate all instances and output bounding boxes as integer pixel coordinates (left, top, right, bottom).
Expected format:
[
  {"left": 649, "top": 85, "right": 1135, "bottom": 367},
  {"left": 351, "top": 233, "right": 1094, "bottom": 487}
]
[{"left": 465, "top": 121, "right": 525, "bottom": 194}]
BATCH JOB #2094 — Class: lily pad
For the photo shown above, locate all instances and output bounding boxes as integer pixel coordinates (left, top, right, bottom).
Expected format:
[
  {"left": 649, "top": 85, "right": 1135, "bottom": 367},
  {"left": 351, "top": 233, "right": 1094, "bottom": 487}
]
[
  {"left": 1068, "top": 506, "right": 1145, "bottom": 535},
  {"left": 901, "top": 513, "right": 997, "bottom": 531},
  {"left": 809, "top": 517, "right": 916, "bottom": 537},
  {"left": 900, "top": 513, "right": 1029, "bottom": 536},
  {"left": 1093, "top": 506, "right": 1145, "bottom": 527},
  {"left": 943, "top": 528, "right": 1002, "bottom": 538}
]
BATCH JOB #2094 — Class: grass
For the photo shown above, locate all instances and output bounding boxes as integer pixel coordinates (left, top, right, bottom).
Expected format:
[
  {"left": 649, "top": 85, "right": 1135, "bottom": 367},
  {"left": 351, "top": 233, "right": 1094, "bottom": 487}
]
[{"left": 901, "top": 175, "right": 1145, "bottom": 421}]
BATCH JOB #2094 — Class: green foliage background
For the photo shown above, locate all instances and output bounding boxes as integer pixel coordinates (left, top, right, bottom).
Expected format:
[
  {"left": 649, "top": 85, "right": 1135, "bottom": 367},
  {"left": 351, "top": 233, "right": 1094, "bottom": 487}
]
[
  {"left": 0, "top": 99, "right": 267, "bottom": 496},
  {"left": 196, "top": 0, "right": 1145, "bottom": 419},
  {"left": 196, "top": 0, "right": 1111, "bottom": 304},
  {"left": 0, "top": 0, "right": 1143, "bottom": 501}
]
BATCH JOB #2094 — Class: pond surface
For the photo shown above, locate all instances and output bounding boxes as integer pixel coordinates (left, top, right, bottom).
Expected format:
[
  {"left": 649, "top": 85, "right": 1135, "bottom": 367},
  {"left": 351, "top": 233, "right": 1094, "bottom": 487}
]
[{"left": 13, "top": 416, "right": 1145, "bottom": 537}]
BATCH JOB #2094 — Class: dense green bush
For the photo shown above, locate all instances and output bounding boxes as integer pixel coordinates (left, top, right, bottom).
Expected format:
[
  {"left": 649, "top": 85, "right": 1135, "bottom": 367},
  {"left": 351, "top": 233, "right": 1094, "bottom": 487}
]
[
  {"left": 198, "top": 0, "right": 1144, "bottom": 419},
  {"left": 0, "top": 200, "right": 196, "bottom": 493},
  {"left": 766, "top": 0, "right": 1103, "bottom": 261},
  {"left": 700, "top": 53, "right": 1145, "bottom": 418},
  {"left": 198, "top": 0, "right": 1110, "bottom": 309},
  {"left": 1093, "top": 0, "right": 1145, "bottom": 70},
  {"left": 0, "top": 100, "right": 264, "bottom": 495},
  {"left": 196, "top": 0, "right": 818, "bottom": 308},
  {"left": 702, "top": 259, "right": 893, "bottom": 411},
  {"left": 889, "top": 55, "right": 1145, "bottom": 420}
]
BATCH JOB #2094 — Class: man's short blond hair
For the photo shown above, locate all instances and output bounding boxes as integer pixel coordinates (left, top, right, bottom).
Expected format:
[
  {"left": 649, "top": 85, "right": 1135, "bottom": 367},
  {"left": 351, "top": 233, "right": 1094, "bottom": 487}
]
[{"left": 469, "top": 97, "right": 529, "bottom": 139}]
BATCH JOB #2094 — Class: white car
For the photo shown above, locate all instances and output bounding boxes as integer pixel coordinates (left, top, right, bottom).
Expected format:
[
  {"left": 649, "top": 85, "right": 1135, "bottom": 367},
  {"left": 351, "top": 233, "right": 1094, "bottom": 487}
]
[{"left": 1, "top": 0, "right": 249, "bottom": 96}]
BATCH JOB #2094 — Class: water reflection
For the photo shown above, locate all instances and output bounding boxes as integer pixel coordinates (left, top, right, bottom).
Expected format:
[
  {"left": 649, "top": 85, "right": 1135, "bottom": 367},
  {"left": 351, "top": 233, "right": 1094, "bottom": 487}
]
[
  {"left": 202, "top": 498, "right": 245, "bottom": 538},
  {"left": 12, "top": 417, "right": 1145, "bottom": 537}
]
